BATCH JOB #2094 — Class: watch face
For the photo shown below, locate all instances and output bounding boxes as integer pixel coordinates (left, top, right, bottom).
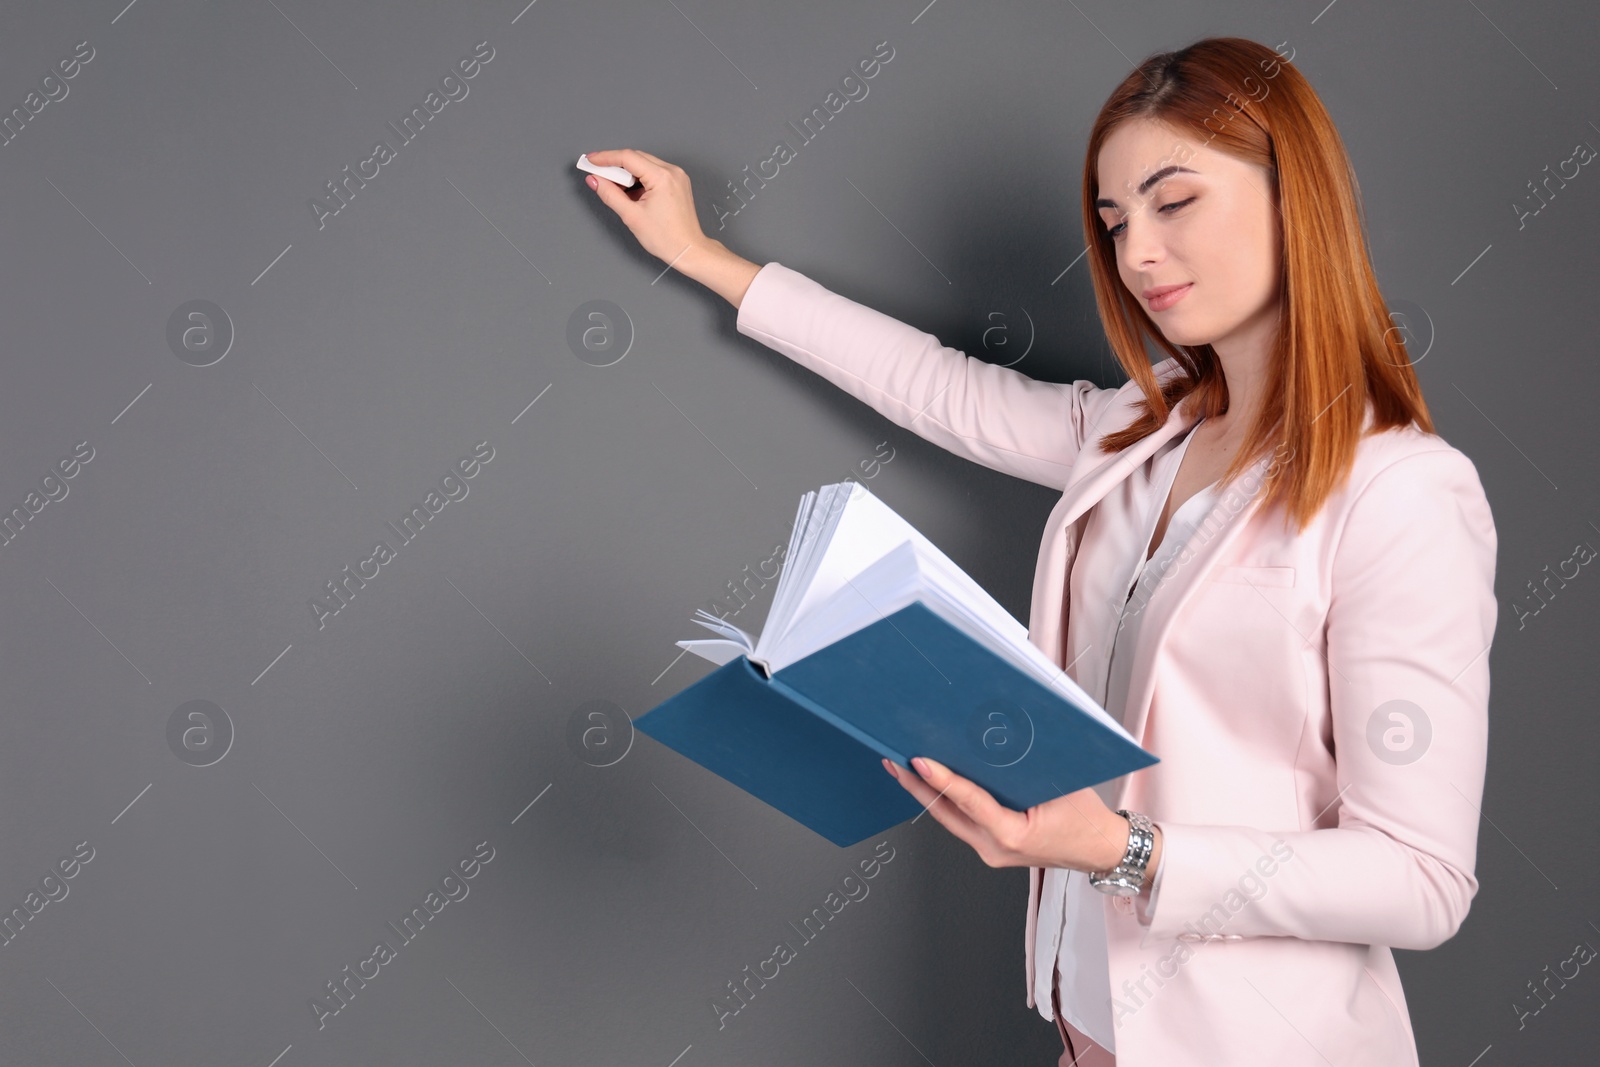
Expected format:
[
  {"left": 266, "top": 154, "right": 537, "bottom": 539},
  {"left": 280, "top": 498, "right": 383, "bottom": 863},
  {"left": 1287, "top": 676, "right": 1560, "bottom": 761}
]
[{"left": 1089, "top": 872, "right": 1142, "bottom": 896}]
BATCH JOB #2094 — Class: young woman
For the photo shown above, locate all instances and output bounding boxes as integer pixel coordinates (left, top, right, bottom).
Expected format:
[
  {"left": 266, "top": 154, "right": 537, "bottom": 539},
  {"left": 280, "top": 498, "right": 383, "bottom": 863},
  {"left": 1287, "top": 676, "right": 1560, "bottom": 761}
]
[{"left": 585, "top": 36, "right": 1497, "bottom": 1067}]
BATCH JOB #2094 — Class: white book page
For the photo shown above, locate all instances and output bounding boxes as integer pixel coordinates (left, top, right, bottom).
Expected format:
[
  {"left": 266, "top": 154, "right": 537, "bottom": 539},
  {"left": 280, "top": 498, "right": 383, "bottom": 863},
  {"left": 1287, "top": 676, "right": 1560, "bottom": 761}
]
[
  {"left": 762, "top": 492, "right": 814, "bottom": 644},
  {"left": 765, "top": 524, "right": 1131, "bottom": 742},
  {"left": 688, "top": 609, "right": 756, "bottom": 649},
  {"left": 772, "top": 484, "right": 916, "bottom": 638},
  {"left": 679, "top": 481, "right": 1127, "bottom": 743},
  {"left": 779, "top": 482, "right": 1033, "bottom": 652},
  {"left": 758, "top": 483, "right": 854, "bottom": 659},
  {"left": 673, "top": 638, "right": 749, "bottom": 667}
]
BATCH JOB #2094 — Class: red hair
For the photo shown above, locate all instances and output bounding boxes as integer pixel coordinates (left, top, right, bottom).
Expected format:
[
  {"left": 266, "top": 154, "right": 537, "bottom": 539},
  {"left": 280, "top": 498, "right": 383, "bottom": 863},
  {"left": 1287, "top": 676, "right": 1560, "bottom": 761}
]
[{"left": 1082, "top": 37, "right": 1431, "bottom": 533}]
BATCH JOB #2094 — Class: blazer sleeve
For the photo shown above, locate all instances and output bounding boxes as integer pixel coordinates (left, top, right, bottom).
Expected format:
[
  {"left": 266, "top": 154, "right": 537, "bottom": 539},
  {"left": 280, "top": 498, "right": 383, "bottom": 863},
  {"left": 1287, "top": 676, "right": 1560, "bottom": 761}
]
[
  {"left": 735, "top": 261, "right": 1116, "bottom": 491},
  {"left": 1137, "top": 446, "right": 1499, "bottom": 950}
]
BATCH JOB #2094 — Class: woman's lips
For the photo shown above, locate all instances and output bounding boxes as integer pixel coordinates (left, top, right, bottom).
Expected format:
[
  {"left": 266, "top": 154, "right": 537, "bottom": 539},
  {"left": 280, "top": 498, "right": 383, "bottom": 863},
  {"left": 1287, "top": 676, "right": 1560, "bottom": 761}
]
[{"left": 1145, "top": 283, "right": 1193, "bottom": 312}]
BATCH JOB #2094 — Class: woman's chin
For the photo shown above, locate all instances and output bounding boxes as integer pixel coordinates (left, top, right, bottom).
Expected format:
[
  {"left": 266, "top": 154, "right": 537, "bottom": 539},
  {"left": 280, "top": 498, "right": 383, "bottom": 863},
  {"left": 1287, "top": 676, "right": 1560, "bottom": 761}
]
[{"left": 1152, "top": 323, "right": 1214, "bottom": 348}]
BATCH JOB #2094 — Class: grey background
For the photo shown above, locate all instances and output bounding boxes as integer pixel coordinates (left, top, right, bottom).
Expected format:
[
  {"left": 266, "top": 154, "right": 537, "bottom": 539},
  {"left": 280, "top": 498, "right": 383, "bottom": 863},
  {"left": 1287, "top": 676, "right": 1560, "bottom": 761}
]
[{"left": 0, "top": 0, "right": 1595, "bottom": 1064}]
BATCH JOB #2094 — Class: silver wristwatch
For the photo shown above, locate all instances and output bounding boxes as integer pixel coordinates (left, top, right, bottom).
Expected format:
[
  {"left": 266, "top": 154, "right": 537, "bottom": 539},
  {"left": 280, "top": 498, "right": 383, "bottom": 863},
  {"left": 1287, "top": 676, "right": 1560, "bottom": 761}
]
[{"left": 1087, "top": 809, "right": 1155, "bottom": 897}]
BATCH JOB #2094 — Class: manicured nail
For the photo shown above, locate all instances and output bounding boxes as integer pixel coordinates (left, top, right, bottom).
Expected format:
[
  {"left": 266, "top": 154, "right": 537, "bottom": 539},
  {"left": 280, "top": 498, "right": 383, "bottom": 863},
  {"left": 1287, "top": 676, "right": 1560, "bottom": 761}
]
[
  {"left": 912, "top": 757, "right": 930, "bottom": 777},
  {"left": 882, "top": 757, "right": 897, "bottom": 778}
]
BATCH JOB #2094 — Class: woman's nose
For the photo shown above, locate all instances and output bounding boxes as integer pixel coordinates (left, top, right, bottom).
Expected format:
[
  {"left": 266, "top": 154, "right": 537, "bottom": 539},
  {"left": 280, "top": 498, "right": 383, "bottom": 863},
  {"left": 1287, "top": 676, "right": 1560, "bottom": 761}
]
[{"left": 1120, "top": 211, "right": 1164, "bottom": 270}]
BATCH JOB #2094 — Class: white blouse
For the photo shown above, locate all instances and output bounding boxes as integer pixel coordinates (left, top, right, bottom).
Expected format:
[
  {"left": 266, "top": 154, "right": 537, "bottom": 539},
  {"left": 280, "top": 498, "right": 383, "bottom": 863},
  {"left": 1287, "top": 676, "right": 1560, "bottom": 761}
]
[{"left": 1031, "top": 416, "right": 1222, "bottom": 1052}]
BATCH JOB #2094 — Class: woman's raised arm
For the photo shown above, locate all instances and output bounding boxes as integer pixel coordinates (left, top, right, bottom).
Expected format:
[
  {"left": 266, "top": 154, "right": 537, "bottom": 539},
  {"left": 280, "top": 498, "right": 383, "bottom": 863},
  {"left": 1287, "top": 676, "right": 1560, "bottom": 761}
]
[{"left": 585, "top": 147, "right": 1118, "bottom": 490}]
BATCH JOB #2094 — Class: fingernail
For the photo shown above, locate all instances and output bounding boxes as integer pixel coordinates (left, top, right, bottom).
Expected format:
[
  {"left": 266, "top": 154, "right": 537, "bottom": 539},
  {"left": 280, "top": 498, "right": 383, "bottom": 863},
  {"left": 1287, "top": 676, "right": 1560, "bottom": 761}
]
[
  {"left": 586, "top": 175, "right": 597, "bottom": 189},
  {"left": 882, "top": 757, "right": 897, "bottom": 778},
  {"left": 912, "top": 757, "right": 930, "bottom": 777}
]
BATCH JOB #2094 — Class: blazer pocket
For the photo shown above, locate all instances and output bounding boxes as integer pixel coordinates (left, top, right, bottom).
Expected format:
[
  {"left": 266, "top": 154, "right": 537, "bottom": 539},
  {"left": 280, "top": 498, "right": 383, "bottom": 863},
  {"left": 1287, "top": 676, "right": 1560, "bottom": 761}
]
[{"left": 1211, "top": 565, "right": 1296, "bottom": 588}]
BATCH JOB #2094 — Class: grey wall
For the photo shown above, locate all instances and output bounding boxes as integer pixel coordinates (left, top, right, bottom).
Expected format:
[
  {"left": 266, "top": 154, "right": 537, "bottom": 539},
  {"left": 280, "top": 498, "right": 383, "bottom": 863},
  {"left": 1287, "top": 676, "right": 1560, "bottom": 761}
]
[{"left": 0, "top": 1, "right": 1594, "bottom": 1064}]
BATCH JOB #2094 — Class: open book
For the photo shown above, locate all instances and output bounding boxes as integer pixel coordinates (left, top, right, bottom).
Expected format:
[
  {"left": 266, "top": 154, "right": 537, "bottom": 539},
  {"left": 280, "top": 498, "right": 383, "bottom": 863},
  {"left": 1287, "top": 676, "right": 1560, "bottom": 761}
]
[{"left": 637, "top": 481, "right": 1156, "bottom": 847}]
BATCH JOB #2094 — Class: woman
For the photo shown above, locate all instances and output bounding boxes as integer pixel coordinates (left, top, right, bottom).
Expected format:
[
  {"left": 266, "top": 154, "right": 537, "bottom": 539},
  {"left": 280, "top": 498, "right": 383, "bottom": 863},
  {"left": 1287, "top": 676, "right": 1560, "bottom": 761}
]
[{"left": 585, "top": 36, "right": 1497, "bottom": 1067}]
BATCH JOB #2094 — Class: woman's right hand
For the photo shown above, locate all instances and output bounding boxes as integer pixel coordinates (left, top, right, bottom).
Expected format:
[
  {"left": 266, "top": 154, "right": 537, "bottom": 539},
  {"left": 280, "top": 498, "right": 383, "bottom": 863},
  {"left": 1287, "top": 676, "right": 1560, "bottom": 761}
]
[
  {"left": 584, "top": 148, "right": 714, "bottom": 266},
  {"left": 584, "top": 148, "right": 763, "bottom": 308}
]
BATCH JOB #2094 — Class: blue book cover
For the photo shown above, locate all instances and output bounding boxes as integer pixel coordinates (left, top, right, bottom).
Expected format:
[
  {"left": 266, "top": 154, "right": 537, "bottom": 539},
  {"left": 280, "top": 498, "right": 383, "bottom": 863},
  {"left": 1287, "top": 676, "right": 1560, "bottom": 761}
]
[{"left": 637, "top": 600, "right": 1157, "bottom": 847}]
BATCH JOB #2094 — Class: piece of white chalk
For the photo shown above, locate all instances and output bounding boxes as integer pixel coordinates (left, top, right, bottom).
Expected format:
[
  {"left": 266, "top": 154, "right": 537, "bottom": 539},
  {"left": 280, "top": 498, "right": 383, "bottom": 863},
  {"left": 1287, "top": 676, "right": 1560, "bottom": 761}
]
[{"left": 576, "top": 154, "right": 637, "bottom": 188}]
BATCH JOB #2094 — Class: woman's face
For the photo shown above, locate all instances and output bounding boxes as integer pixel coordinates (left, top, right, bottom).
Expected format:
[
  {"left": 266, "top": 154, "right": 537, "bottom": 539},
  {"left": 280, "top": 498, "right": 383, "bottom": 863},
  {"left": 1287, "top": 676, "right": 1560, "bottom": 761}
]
[{"left": 1094, "top": 117, "right": 1282, "bottom": 353}]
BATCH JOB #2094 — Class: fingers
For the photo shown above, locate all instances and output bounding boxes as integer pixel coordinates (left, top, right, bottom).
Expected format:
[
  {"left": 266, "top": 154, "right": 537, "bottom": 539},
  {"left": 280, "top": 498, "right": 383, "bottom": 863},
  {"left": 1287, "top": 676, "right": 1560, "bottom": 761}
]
[
  {"left": 585, "top": 148, "right": 672, "bottom": 188},
  {"left": 583, "top": 148, "right": 706, "bottom": 265},
  {"left": 886, "top": 759, "right": 1114, "bottom": 870},
  {"left": 912, "top": 757, "right": 1013, "bottom": 833},
  {"left": 889, "top": 759, "right": 979, "bottom": 837},
  {"left": 888, "top": 757, "right": 1021, "bottom": 861},
  {"left": 885, "top": 757, "right": 947, "bottom": 811},
  {"left": 587, "top": 168, "right": 636, "bottom": 216}
]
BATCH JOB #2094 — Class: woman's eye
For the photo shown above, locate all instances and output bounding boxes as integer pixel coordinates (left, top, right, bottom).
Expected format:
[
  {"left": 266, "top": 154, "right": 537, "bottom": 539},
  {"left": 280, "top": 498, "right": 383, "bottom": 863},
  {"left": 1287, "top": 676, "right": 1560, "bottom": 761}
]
[{"left": 1107, "top": 197, "right": 1196, "bottom": 238}]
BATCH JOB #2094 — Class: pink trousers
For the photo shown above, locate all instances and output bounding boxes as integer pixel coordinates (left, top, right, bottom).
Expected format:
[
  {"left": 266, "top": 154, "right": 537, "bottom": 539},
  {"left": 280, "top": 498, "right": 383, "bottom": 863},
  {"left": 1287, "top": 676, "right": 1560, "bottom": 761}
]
[{"left": 1051, "top": 964, "right": 1116, "bottom": 1066}]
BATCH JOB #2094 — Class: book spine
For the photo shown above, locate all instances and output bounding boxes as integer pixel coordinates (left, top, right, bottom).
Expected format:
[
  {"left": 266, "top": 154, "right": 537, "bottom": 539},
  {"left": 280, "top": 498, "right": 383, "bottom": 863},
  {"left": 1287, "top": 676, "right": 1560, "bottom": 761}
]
[{"left": 764, "top": 672, "right": 909, "bottom": 768}]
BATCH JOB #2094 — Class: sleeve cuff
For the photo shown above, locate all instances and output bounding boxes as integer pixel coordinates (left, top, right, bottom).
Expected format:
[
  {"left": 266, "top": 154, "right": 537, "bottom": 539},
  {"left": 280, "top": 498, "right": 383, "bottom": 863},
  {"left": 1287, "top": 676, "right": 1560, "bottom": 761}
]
[{"left": 1134, "top": 831, "right": 1165, "bottom": 927}]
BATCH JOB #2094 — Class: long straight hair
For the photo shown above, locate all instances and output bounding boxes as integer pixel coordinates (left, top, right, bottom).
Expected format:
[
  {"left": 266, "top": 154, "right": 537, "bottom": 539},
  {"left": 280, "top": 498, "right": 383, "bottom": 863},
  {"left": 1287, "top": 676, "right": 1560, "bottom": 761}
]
[{"left": 1081, "top": 37, "right": 1431, "bottom": 533}]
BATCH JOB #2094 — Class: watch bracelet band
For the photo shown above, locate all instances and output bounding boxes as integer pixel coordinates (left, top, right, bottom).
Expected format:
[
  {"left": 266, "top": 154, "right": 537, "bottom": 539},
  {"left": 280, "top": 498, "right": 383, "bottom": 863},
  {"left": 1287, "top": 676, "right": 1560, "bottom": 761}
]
[{"left": 1087, "top": 809, "right": 1155, "bottom": 897}]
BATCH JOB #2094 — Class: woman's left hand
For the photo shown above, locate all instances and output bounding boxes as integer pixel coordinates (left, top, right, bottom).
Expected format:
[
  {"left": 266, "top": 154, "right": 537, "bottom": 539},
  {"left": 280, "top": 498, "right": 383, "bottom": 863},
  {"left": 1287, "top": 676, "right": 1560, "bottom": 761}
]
[{"left": 883, "top": 755, "right": 1132, "bottom": 873}]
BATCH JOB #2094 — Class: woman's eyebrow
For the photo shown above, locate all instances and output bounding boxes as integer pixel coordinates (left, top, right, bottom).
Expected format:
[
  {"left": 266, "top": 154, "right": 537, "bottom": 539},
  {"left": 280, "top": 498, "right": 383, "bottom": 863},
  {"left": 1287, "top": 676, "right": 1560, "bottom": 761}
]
[{"left": 1094, "top": 165, "right": 1199, "bottom": 209}]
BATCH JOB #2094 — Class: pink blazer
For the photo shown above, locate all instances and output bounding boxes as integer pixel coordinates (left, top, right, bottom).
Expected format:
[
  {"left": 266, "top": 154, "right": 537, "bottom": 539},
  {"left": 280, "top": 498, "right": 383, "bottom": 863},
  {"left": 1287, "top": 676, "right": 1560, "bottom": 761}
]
[{"left": 735, "top": 262, "right": 1499, "bottom": 1066}]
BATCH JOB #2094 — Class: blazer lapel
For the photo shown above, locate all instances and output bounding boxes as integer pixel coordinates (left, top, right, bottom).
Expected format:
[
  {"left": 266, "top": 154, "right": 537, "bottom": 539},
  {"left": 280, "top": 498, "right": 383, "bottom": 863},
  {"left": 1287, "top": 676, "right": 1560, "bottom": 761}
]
[
  {"left": 1053, "top": 385, "right": 1201, "bottom": 531},
  {"left": 1109, "top": 448, "right": 1275, "bottom": 810},
  {"left": 1026, "top": 378, "right": 1199, "bottom": 671},
  {"left": 1033, "top": 370, "right": 1284, "bottom": 811},
  {"left": 1106, "top": 401, "right": 1374, "bottom": 809}
]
